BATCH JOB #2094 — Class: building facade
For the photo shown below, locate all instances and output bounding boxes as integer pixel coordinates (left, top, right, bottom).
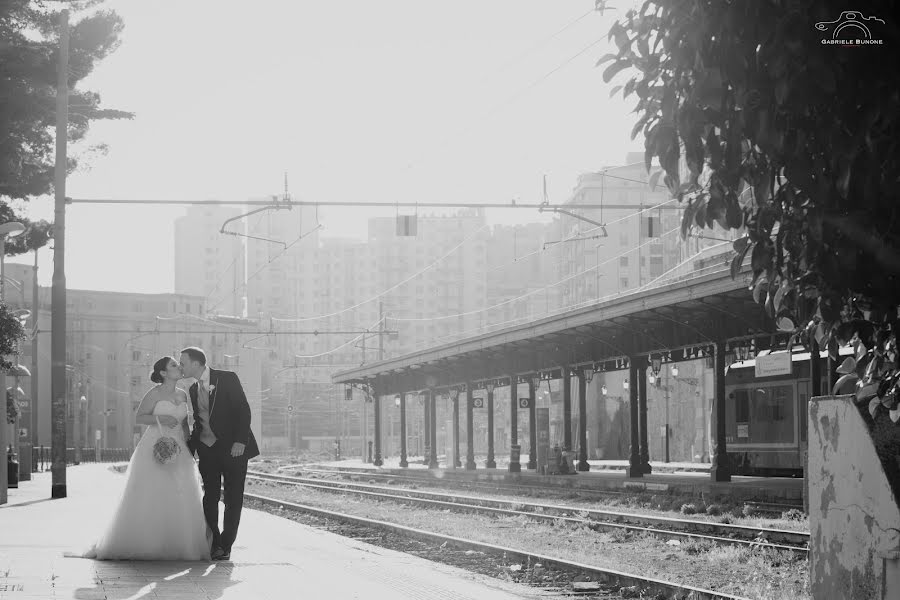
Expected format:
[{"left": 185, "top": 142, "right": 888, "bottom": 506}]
[
  {"left": 174, "top": 205, "right": 247, "bottom": 317},
  {"left": 5, "top": 263, "right": 263, "bottom": 452}
]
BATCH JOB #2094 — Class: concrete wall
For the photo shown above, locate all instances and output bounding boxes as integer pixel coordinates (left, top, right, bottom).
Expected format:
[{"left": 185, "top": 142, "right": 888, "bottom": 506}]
[{"left": 809, "top": 395, "right": 900, "bottom": 599}]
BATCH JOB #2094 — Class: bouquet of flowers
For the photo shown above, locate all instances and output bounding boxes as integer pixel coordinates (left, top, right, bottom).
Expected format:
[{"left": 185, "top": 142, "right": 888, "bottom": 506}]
[
  {"left": 153, "top": 436, "right": 181, "bottom": 465},
  {"left": 153, "top": 417, "right": 181, "bottom": 465}
]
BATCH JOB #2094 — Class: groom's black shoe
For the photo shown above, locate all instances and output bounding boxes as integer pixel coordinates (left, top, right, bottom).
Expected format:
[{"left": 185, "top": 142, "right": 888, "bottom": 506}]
[{"left": 211, "top": 547, "right": 229, "bottom": 561}]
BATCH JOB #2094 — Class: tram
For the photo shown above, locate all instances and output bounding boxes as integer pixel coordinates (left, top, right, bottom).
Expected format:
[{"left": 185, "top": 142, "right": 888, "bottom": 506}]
[{"left": 724, "top": 349, "right": 840, "bottom": 477}]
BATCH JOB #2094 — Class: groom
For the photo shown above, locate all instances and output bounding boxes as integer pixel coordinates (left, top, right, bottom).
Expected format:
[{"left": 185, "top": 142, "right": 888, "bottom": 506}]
[{"left": 180, "top": 347, "right": 259, "bottom": 561}]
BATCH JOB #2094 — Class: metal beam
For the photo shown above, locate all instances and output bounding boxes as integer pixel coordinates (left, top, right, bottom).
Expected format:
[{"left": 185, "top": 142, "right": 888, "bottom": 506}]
[{"left": 68, "top": 198, "right": 672, "bottom": 210}]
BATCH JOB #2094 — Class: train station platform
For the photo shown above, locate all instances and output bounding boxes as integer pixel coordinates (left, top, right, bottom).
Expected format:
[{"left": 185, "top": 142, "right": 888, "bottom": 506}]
[
  {"left": 311, "top": 457, "right": 804, "bottom": 505},
  {"left": 0, "top": 465, "right": 548, "bottom": 600}
]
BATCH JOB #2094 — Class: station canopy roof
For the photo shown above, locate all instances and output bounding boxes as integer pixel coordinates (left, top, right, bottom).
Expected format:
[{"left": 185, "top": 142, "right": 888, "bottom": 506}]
[{"left": 333, "top": 268, "right": 777, "bottom": 396}]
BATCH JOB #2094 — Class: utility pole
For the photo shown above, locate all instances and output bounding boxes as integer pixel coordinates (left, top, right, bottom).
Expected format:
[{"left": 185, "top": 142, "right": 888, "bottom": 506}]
[
  {"left": 361, "top": 332, "right": 367, "bottom": 462},
  {"left": 377, "top": 302, "right": 384, "bottom": 462},
  {"left": 31, "top": 251, "right": 39, "bottom": 453},
  {"left": 378, "top": 301, "right": 384, "bottom": 361},
  {"left": 51, "top": 9, "right": 69, "bottom": 498}
]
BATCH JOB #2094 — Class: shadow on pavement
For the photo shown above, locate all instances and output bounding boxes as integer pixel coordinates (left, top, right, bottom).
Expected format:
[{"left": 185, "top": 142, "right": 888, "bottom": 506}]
[{"left": 71, "top": 561, "right": 237, "bottom": 600}]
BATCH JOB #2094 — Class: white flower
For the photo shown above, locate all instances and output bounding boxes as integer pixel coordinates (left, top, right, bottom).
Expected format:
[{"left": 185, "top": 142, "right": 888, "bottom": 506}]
[{"left": 208, "top": 384, "right": 216, "bottom": 392}]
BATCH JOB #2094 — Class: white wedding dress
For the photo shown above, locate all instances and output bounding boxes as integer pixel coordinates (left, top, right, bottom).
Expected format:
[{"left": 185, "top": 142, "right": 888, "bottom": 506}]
[{"left": 84, "top": 400, "right": 211, "bottom": 561}]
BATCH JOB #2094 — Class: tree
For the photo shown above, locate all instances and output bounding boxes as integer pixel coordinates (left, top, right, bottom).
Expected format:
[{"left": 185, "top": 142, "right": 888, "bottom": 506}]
[
  {"left": 0, "top": 303, "right": 25, "bottom": 374},
  {"left": 601, "top": 1, "right": 900, "bottom": 420},
  {"left": 1, "top": 0, "right": 132, "bottom": 258}
]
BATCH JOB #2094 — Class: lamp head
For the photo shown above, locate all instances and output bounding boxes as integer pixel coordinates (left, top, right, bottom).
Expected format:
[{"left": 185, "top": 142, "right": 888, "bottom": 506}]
[
  {"left": 584, "top": 365, "right": 594, "bottom": 382},
  {"left": 650, "top": 354, "right": 662, "bottom": 377},
  {"left": 0, "top": 222, "right": 25, "bottom": 238}
]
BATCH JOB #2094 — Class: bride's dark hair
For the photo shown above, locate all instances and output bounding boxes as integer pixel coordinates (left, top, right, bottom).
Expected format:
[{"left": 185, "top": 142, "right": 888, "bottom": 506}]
[{"left": 150, "top": 356, "right": 175, "bottom": 384}]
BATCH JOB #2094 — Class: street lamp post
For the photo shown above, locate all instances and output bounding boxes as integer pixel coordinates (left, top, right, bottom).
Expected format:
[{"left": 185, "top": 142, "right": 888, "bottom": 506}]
[
  {"left": 51, "top": 9, "right": 70, "bottom": 499},
  {"left": 0, "top": 221, "right": 25, "bottom": 505}
]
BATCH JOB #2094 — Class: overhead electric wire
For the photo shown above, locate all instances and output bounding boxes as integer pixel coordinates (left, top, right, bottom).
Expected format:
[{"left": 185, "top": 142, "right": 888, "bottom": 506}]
[
  {"left": 270, "top": 224, "right": 490, "bottom": 324},
  {"left": 476, "top": 8, "right": 596, "bottom": 85},
  {"left": 207, "top": 223, "right": 322, "bottom": 314},
  {"left": 288, "top": 317, "right": 383, "bottom": 360},
  {"left": 391, "top": 222, "right": 682, "bottom": 323},
  {"left": 415, "top": 242, "right": 738, "bottom": 349},
  {"left": 258, "top": 197, "right": 680, "bottom": 329},
  {"left": 486, "top": 197, "right": 681, "bottom": 275},
  {"left": 400, "top": 35, "right": 606, "bottom": 177}
]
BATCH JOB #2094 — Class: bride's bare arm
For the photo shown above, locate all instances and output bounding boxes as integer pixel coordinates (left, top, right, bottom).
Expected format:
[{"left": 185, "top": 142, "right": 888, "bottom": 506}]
[{"left": 134, "top": 388, "right": 160, "bottom": 426}]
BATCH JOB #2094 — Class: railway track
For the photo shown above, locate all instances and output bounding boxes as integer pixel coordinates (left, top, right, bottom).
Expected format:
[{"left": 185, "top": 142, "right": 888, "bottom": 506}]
[
  {"left": 290, "top": 464, "right": 804, "bottom": 510},
  {"left": 245, "top": 491, "right": 753, "bottom": 600},
  {"left": 291, "top": 464, "right": 638, "bottom": 501},
  {"left": 247, "top": 469, "right": 809, "bottom": 555}
]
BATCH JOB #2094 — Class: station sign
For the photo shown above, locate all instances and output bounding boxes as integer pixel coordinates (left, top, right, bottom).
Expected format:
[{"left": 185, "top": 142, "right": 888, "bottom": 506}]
[
  {"left": 754, "top": 351, "right": 792, "bottom": 378},
  {"left": 472, "top": 397, "right": 484, "bottom": 409},
  {"left": 518, "top": 397, "right": 531, "bottom": 409}
]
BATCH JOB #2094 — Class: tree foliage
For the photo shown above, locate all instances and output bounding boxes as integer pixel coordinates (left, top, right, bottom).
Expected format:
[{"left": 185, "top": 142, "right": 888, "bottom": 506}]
[
  {"left": 602, "top": 0, "right": 900, "bottom": 420},
  {"left": 0, "top": 0, "right": 131, "bottom": 248},
  {"left": 0, "top": 303, "right": 25, "bottom": 373}
]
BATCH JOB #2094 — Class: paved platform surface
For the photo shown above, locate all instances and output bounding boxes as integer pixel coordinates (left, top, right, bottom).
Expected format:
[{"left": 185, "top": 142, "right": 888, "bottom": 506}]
[
  {"left": 1, "top": 465, "right": 549, "bottom": 600},
  {"left": 311, "top": 457, "right": 804, "bottom": 503}
]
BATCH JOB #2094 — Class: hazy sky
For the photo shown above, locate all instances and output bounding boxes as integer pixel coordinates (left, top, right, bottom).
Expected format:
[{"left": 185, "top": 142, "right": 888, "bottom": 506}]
[{"left": 17, "top": 0, "right": 643, "bottom": 293}]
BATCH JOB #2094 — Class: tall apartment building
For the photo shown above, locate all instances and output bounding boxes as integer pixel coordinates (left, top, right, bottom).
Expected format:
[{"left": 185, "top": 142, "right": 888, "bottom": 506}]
[
  {"left": 244, "top": 201, "right": 320, "bottom": 320},
  {"left": 174, "top": 205, "right": 247, "bottom": 317},
  {"left": 5, "top": 263, "right": 263, "bottom": 451},
  {"left": 242, "top": 210, "right": 490, "bottom": 450},
  {"left": 485, "top": 221, "right": 561, "bottom": 329},
  {"left": 559, "top": 152, "right": 687, "bottom": 308}
]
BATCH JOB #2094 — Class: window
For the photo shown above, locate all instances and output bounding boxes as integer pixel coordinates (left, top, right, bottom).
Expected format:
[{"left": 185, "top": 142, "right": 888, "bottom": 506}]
[
  {"left": 642, "top": 216, "right": 661, "bottom": 238},
  {"left": 619, "top": 257, "right": 629, "bottom": 267},
  {"left": 727, "top": 384, "right": 795, "bottom": 445},
  {"left": 132, "top": 350, "right": 141, "bottom": 361},
  {"left": 619, "top": 230, "right": 629, "bottom": 246},
  {"left": 620, "top": 277, "right": 629, "bottom": 289}
]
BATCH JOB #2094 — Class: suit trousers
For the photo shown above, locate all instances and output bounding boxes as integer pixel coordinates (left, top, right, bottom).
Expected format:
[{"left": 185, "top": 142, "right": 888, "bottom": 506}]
[{"left": 197, "top": 440, "right": 248, "bottom": 552}]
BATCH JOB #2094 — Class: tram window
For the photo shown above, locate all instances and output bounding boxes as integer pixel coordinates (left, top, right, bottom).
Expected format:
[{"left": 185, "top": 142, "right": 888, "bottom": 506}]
[
  {"left": 734, "top": 390, "right": 750, "bottom": 422},
  {"left": 728, "top": 384, "right": 796, "bottom": 444}
]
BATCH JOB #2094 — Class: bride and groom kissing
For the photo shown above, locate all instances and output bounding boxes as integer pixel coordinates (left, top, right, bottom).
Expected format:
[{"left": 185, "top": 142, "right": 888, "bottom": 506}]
[{"left": 84, "top": 347, "right": 260, "bottom": 562}]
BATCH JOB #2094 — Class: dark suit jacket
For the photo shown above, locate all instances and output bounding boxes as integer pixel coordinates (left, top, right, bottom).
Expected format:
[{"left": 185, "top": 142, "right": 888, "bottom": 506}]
[{"left": 188, "top": 368, "right": 260, "bottom": 460}]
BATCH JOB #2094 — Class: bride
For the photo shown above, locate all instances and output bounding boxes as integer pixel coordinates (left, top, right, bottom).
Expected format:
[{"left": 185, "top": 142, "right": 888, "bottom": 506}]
[{"left": 84, "top": 356, "right": 211, "bottom": 560}]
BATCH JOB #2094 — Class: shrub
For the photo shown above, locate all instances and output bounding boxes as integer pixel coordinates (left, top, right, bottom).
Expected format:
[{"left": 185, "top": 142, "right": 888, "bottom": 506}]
[
  {"left": 705, "top": 504, "right": 723, "bottom": 516},
  {"left": 781, "top": 508, "right": 806, "bottom": 522},
  {"left": 682, "top": 538, "right": 715, "bottom": 555},
  {"left": 610, "top": 528, "right": 632, "bottom": 543},
  {"left": 680, "top": 503, "right": 698, "bottom": 515}
]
